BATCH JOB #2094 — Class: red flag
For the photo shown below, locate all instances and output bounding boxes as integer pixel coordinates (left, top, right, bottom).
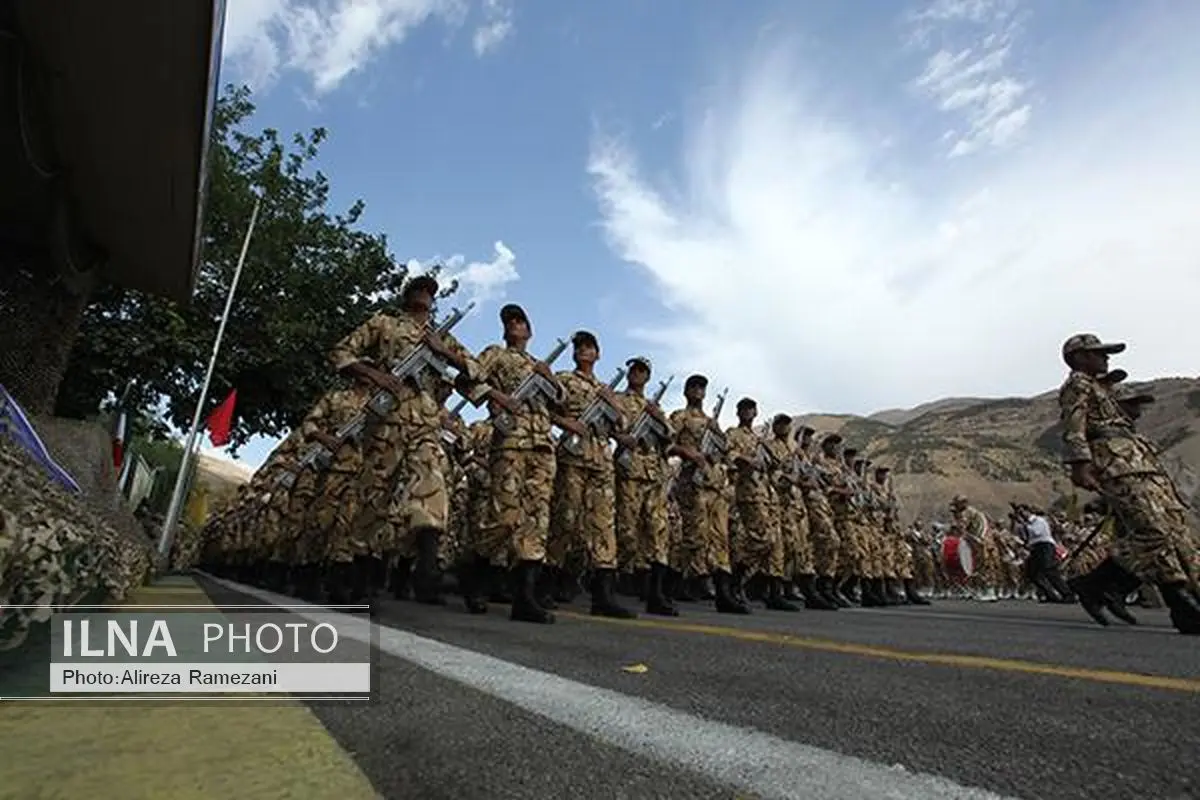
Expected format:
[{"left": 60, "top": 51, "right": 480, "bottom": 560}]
[
  {"left": 205, "top": 389, "right": 237, "bottom": 447},
  {"left": 111, "top": 409, "right": 127, "bottom": 470}
]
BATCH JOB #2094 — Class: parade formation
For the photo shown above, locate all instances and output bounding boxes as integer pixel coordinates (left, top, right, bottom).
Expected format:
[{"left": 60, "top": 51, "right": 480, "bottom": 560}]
[{"left": 194, "top": 276, "right": 1200, "bottom": 636}]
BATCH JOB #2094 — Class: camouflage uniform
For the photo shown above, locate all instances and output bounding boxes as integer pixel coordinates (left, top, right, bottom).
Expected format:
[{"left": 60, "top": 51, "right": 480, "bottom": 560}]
[
  {"left": 668, "top": 407, "right": 732, "bottom": 577},
  {"left": 726, "top": 425, "right": 784, "bottom": 580},
  {"left": 547, "top": 369, "right": 621, "bottom": 574},
  {"left": 800, "top": 438, "right": 840, "bottom": 582},
  {"left": 613, "top": 388, "right": 672, "bottom": 570},
  {"left": 764, "top": 435, "right": 814, "bottom": 578},
  {"left": 329, "top": 310, "right": 482, "bottom": 567}
]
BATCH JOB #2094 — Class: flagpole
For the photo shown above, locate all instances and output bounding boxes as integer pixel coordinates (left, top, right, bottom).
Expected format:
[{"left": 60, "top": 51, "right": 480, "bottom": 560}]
[{"left": 157, "top": 196, "right": 261, "bottom": 562}]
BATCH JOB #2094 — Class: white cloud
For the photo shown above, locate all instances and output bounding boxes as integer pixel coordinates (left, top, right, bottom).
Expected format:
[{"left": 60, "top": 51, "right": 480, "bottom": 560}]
[
  {"left": 472, "top": 0, "right": 515, "bottom": 56},
  {"left": 907, "top": 0, "right": 1031, "bottom": 157},
  {"left": 406, "top": 240, "right": 520, "bottom": 310},
  {"left": 222, "top": 0, "right": 510, "bottom": 95},
  {"left": 586, "top": 6, "right": 1200, "bottom": 419}
]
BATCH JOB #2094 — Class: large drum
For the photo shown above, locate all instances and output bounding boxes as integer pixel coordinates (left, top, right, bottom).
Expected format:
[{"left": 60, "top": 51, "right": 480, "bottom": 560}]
[{"left": 941, "top": 536, "right": 975, "bottom": 582}]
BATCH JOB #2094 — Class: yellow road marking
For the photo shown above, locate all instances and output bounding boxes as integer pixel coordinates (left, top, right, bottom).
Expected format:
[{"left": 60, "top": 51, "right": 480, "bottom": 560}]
[
  {"left": 0, "top": 577, "right": 380, "bottom": 800},
  {"left": 559, "top": 612, "right": 1200, "bottom": 694}
]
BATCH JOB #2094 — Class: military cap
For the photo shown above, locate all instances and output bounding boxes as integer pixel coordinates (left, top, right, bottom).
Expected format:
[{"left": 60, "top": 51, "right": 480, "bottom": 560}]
[
  {"left": 685, "top": 374, "right": 708, "bottom": 391},
  {"left": 571, "top": 329, "right": 599, "bottom": 349},
  {"left": 626, "top": 355, "right": 652, "bottom": 371},
  {"left": 874, "top": 465, "right": 890, "bottom": 474},
  {"left": 403, "top": 273, "right": 439, "bottom": 297},
  {"left": 1099, "top": 368, "right": 1128, "bottom": 386},
  {"left": 772, "top": 413, "right": 792, "bottom": 425},
  {"left": 736, "top": 397, "right": 757, "bottom": 412},
  {"left": 1062, "top": 333, "right": 1126, "bottom": 360},
  {"left": 853, "top": 458, "right": 866, "bottom": 467},
  {"left": 499, "top": 303, "right": 528, "bottom": 323},
  {"left": 843, "top": 447, "right": 859, "bottom": 458},
  {"left": 950, "top": 494, "right": 968, "bottom": 507},
  {"left": 820, "top": 432, "right": 842, "bottom": 445}
]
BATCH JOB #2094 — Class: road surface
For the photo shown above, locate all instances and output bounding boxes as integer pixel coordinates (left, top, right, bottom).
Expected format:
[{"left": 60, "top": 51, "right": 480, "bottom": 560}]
[{"left": 199, "top": 574, "right": 1200, "bottom": 800}]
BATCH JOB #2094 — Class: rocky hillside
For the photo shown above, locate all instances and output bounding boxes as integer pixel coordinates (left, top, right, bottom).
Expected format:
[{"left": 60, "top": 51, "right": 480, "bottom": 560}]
[{"left": 790, "top": 376, "right": 1200, "bottom": 523}]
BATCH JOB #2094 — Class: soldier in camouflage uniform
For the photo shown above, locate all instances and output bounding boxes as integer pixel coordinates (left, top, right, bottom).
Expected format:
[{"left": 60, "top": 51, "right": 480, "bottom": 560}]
[
  {"left": 818, "top": 439, "right": 861, "bottom": 606},
  {"left": 1058, "top": 333, "right": 1199, "bottom": 633}
]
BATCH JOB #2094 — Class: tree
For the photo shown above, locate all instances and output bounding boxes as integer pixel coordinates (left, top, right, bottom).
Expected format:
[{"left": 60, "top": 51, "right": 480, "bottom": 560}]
[{"left": 55, "top": 85, "right": 460, "bottom": 452}]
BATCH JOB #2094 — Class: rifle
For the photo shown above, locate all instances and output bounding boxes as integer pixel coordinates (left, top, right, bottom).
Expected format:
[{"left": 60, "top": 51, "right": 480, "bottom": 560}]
[
  {"left": 560, "top": 368, "right": 627, "bottom": 456},
  {"left": 294, "top": 302, "right": 475, "bottom": 473},
  {"left": 493, "top": 337, "right": 570, "bottom": 435},
  {"left": 440, "top": 396, "right": 470, "bottom": 445},
  {"left": 615, "top": 375, "right": 674, "bottom": 473},
  {"left": 691, "top": 387, "right": 729, "bottom": 487}
]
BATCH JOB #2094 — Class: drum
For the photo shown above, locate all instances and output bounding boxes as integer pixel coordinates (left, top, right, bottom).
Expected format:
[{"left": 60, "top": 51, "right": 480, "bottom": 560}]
[
  {"left": 941, "top": 536, "right": 975, "bottom": 582},
  {"left": 1054, "top": 544, "right": 1069, "bottom": 563}
]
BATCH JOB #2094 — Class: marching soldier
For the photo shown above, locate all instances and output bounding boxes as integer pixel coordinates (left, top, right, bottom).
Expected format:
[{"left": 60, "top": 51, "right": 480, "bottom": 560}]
[
  {"left": 546, "top": 331, "right": 635, "bottom": 618},
  {"left": 1059, "top": 334, "right": 1198, "bottom": 633},
  {"left": 668, "top": 375, "right": 748, "bottom": 614},
  {"left": 331, "top": 275, "right": 486, "bottom": 606},
  {"left": 726, "top": 398, "right": 797, "bottom": 611},
  {"left": 612, "top": 356, "right": 677, "bottom": 616},
  {"left": 463, "top": 303, "right": 561, "bottom": 624}
]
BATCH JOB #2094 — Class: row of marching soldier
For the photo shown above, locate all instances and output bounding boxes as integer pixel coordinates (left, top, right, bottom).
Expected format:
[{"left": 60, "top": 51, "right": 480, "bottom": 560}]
[{"left": 197, "top": 274, "right": 934, "bottom": 625}]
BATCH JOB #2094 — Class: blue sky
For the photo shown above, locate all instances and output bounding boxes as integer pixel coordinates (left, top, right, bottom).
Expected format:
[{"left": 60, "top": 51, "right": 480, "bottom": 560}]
[{"left": 210, "top": 0, "right": 1200, "bottom": 469}]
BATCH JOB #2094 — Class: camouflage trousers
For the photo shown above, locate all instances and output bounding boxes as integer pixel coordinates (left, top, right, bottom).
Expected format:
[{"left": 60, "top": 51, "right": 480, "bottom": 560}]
[
  {"left": 733, "top": 496, "right": 785, "bottom": 578},
  {"left": 803, "top": 489, "right": 840, "bottom": 578},
  {"left": 834, "top": 514, "right": 867, "bottom": 577},
  {"left": 390, "top": 439, "right": 453, "bottom": 561},
  {"left": 615, "top": 477, "right": 670, "bottom": 569},
  {"left": 666, "top": 493, "right": 684, "bottom": 572},
  {"left": 477, "top": 447, "right": 555, "bottom": 564},
  {"left": 548, "top": 462, "right": 618, "bottom": 573},
  {"left": 891, "top": 533, "right": 914, "bottom": 580},
  {"left": 911, "top": 542, "right": 937, "bottom": 587},
  {"left": 674, "top": 482, "right": 732, "bottom": 576},
  {"left": 1104, "top": 473, "right": 1195, "bottom": 587},
  {"left": 777, "top": 491, "right": 814, "bottom": 576},
  {"left": 318, "top": 440, "right": 366, "bottom": 564},
  {"left": 283, "top": 468, "right": 321, "bottom": 563}
]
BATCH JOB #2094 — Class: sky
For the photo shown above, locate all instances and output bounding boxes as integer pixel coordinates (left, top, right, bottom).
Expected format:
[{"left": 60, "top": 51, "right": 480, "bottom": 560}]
[{"left": 205, "top": 0, "right": 1200, "bottom": 471}]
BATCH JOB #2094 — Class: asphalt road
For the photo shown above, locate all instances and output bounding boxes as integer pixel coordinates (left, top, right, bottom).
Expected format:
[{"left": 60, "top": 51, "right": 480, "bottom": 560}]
[{"left": 197, "top": 574, "right": 1200, "bottom": 800}]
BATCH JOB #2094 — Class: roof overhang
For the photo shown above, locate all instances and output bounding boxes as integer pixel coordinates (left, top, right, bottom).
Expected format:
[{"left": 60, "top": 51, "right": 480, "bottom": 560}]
[{"left": 10, "top": 0, "right": 225, "bottom": 304}]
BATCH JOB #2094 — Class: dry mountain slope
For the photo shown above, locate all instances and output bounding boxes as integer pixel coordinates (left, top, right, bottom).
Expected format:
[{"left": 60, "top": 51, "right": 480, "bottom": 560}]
[{"left": 791, "top": 377, "right": 1200, "bottom": 523}]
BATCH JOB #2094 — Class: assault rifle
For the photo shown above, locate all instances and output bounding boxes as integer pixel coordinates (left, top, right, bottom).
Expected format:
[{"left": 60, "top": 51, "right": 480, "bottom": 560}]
[
  {"left": 440, "top": 396, "right": 470, "bottom": 445},
  {"left": 787, "top": 450, "right": 820, "bottom": 488},
  {"left": 560, "top": 367, "right": 627, "bottom": 457},
  {"left": 691, "top": 387, "right": 729, "bottom": 487},
  {"left": 295, "top": 302, "right": 475, "bottom": 473},
  {"left": 493, "top": 337, "right": 570, "bottom": 435},
  {"left": 614, "top": 375, "right": 674, "bottom": 473}
]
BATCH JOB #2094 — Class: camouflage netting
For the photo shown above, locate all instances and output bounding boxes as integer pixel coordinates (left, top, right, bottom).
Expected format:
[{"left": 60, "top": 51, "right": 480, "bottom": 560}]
[{"left": 0, "top": 435, "right": 155, "bottom": 651}]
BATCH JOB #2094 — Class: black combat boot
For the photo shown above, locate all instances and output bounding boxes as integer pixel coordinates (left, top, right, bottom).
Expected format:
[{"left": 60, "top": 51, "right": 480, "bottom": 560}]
[
  {"left": 535, "top": 564, "right": 560, "bottom": 610},
  {"left": 389, "top": 557, "right": 414, "bottom": 600},
  {"left": 674, "top": 574, "right": 699, "bottom": 602},
  {"left": 411, "top": 529, "right": 446, "bottom": 606},
  {"left": 886, "top": 580, "right": 908, "bottom": 605},
  {"left": 633, "top": 568, "right": 649, "bottom": 601},
  {"left": 764, "top": 577, "right": 801, "bottom": 611},
  {"left": 488, "top": 564, "right": 513, "bottom": 604},
  {"left": 798, "top": 574, "right": 838, "bottom": 610},
  {"left": 1090, "top": 559, "right": 1141, "bottom": 625},
  {"left": 783, "top": 580, "right": 803, "bottom": 602},
  {"left": 904, "top": 579, "right": 931, "bottom": 605},
  {"left": 714, "top": 570, "right": 751, "bottom": 614},
  {"left": 1067, "top": 561, "right": 1113, "bottom": 626},
  {"left": 510, "top": 560, "right": 555, "bottom": 624},
  {"left": 459, "top": 554, "right": 490, "bottom": 615},
  {"left": 819, "top": 576, "right": 847, "bottom": 607},
  {"left": 699, "top": 575, "right": 716, "bottom": 601},
  {"left": 591, "top": 569, "right": 638, "bottom": 619},
  {"left": 745, "top": 573, "right": 769, "bottom": 603},
  {"left": 645, "top": 563, "right": 679, "bottom": 617},
  {"left": 1159, "top": 582, "right": 1200, "bottom": 634},
  {"left": 731, "top": 566, "right": 751, "bottom": 606},
  {"left": 833, "top": 578, "right": 855, "bottom": 607},
  {"left": 554, "top": 569, "right": 583, "bottom": 605},
  {"left": 859, "top": 578, "right": 884, "bottom": 608}
]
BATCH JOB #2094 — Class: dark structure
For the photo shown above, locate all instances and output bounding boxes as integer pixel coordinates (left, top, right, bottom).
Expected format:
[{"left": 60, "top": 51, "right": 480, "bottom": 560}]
[{"left": 0, "top": 0, "right": 224, "bottom": 413}]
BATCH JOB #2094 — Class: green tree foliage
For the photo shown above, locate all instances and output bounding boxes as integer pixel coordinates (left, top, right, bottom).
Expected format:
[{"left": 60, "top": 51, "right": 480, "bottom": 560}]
[{"left": 54, "top": 85, "right": 459, "bottom": 451}]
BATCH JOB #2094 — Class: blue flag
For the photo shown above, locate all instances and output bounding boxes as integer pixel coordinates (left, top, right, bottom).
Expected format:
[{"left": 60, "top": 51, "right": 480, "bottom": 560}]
[{"left": 0, "top": 384, "right": 81, "bottom": 494}]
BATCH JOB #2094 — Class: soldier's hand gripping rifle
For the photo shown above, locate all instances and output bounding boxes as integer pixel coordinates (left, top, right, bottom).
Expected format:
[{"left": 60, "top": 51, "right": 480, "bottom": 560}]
[
  {"left": 560, "top": 367, "right": 627, "bottom": 456},
  {"left": 615, "top": 374, "right": 674, "bottom": 473},
  {"left": 492, "top": 337, "right": 570, "bottom": 435},
  {"left": 294, "top": 302, "right": 476, "bottom": 474},
  {"left": 691, "top": 387, "right": 729, "bottom": 487}
]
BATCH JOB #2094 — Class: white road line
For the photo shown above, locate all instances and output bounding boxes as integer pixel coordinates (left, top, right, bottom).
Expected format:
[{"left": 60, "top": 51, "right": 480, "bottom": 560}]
[{"left": 201, "top": 573, "right": 1020, "bottom": 800}]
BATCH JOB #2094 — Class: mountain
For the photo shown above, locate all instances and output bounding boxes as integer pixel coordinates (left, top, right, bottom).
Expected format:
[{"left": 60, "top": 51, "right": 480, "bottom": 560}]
[{"left": 790, "top": 377, "right": 1200, "bottom": 523}]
